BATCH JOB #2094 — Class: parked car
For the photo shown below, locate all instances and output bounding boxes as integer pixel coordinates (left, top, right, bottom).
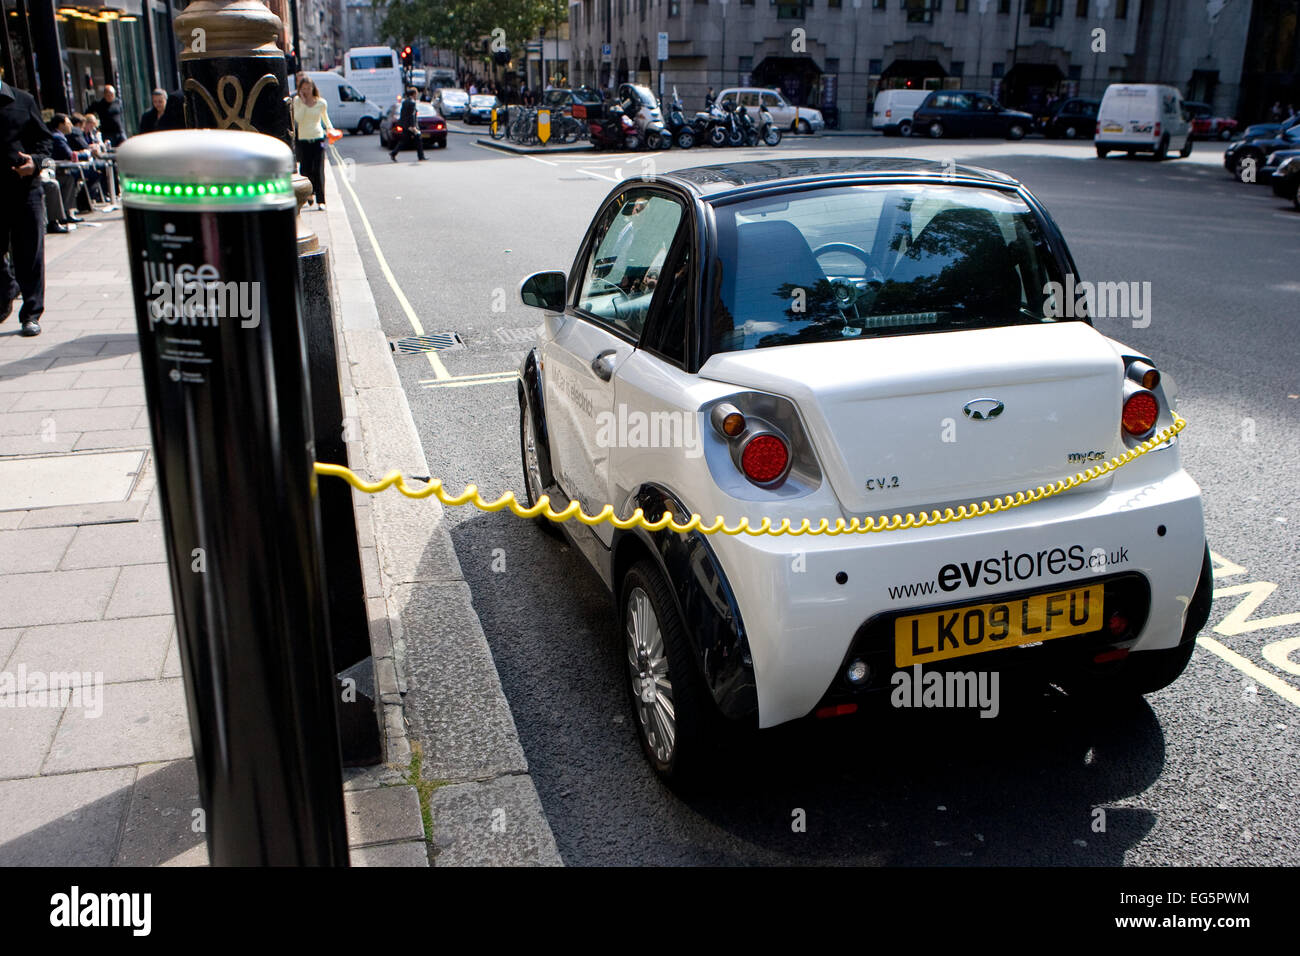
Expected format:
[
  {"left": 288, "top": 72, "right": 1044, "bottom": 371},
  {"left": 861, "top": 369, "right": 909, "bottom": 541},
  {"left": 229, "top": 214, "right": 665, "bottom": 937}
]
[
  {"left": 1183, "top": 100, "right": 1237, "bottom": 140},
  {"left": 465, "top": 94, "right": 501, "bottom": 124},
  {"left": 1095, "top": 83, "right": 1193, "bottom": 159},
  {"left": 303, "top": 71, "right": 383, "bottom": 134},
  {"left": 1236, "top": 116, "right": 1299, "bottom": 141},
  {"left": 1261, "top": 147, "right": 1300, "bottom": 185},
  {"left": 1038, "top": 97, "right": 1099, "bottom": 139},
  {"left": 433, "top": 87, "right": 469, "bottom": 119},
  {"left": 379, "top": 101, "right": 447, "bottom": 149},
  {"left": 1270, "top": 155, "right": 1300, "bottom": 209},
  {"left": 1223, "top": 125, "right": 1300, "bottom": 182},
  {"left": 718, "top": 87, "right": 824, "bottom": 133},
  {"left": 515, "top": 156, "right": 1211, "bottom": 785},
  {"left": 912, "top": 90, "right": 1033, "bottom": 139},
  {"left": 542, "top": 87, "right": 605, "bottom": 117},
  {"left": 872, "top": 89, "right": 930, "bottom": 136}
]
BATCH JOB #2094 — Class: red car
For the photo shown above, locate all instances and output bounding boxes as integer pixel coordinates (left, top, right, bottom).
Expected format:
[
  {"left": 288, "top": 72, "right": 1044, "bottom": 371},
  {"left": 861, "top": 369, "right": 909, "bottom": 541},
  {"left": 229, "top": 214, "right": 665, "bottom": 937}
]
[
  {"left": 379, "top": 101, "right": 447, "bottom": 150},
  {"left": 1185, "top": 101, "right": 1237, "bottom": 140}
]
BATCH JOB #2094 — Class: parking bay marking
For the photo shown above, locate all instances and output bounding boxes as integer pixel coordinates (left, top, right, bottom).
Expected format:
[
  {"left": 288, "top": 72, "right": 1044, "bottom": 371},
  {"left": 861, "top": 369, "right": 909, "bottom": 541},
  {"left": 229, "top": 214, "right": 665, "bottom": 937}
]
[
  {"left": 328, "top": 144, "right": 449, "bottom": 380},
  {"left": 1198, "top": 550, "right": 1300, "bottom": 707},
  {"left": 420, "top": 371, "right": 516, "bottom": 389}
]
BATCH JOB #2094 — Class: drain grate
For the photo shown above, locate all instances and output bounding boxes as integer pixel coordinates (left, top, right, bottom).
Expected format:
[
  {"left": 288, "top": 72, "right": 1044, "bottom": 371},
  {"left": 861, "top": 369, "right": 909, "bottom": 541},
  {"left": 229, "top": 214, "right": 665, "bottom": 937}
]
[{"left": 391, "top": 332, "right": 465, "bottom": 354}]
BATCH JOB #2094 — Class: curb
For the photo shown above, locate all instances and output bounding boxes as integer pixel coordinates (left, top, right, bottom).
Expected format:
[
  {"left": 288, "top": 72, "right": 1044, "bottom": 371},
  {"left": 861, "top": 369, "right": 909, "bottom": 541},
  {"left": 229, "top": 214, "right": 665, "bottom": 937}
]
[
  {"left": 474, "top": 137, "right": 595, "bottom": 155},
  {"left": 320, "top": 161, "right": 563, "bottom": 867}
]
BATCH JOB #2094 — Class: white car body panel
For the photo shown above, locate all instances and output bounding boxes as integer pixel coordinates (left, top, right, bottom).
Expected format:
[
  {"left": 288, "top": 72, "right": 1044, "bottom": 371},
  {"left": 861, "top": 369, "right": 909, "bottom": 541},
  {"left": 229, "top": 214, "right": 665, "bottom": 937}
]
[
  {"left": 583, "top": 322, "right": 1201, "bottom": 728},
  {"left": 305, "top": 72, "right": 383, "bottom": 131}
]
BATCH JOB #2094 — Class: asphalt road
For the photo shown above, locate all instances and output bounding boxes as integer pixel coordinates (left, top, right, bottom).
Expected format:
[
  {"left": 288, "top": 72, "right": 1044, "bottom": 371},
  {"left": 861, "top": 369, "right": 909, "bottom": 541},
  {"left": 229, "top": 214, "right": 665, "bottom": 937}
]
[{"left": 332, "top": 126, "right": 1300, "bottom": 865}]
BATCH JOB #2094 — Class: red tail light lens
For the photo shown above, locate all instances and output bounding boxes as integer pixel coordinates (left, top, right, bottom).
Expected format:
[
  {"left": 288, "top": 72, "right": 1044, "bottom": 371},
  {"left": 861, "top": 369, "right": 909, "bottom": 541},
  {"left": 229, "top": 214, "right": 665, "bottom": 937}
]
[
  {"left": 1154, "top": 121, "right": 1161, "bottom": 138},
  {"left": 1122, "top": 391, "right": 1159, "bottom": 436},
  {"left": 740, "top": 434, "right": 790, "bottom": 484},
  {"left": 395, "top": 124, "right": 403, "bottom": 132}
]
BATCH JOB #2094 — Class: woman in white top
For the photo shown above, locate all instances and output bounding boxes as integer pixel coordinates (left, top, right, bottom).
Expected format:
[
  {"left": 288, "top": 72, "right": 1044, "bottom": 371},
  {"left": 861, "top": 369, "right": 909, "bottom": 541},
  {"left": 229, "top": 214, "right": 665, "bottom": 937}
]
[{"left": 292, "top": 75, "right": 333, "bottom": 207}]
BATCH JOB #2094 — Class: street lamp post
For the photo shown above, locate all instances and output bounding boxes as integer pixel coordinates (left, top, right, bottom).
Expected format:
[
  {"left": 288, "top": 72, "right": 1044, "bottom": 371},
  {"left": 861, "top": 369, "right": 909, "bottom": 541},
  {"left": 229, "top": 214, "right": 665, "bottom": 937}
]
[{"left": 720, "top": 0, "right": 728, "bottom": 91}]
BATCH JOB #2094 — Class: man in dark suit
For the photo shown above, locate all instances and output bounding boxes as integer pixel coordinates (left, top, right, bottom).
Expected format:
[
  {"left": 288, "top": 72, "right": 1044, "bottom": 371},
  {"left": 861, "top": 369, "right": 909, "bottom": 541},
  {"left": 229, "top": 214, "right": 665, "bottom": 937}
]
[
  {"left": 88, "top": 84, "right": 126, "bottom": 145},
  {"left": 1, "top": 70, "right": 54, "bottom": 336},
  {"left": 139, "top": 89, "right": 184, "bottom": 133},
  {"left": 389, "top": 87, "right": 425, "bottom": 162}
]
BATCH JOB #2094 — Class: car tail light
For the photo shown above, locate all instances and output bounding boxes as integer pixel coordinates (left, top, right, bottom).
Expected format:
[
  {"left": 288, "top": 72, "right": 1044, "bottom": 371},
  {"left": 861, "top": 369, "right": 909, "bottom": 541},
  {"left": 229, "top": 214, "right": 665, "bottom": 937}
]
[
  {"left": 1122, "top": 391, "right": 1159, "bottom": 437},
  {"left": 1154, "top": 121, "right": 1161, "bottom": 138},
  {"left": 710, "top": 403, "right": 746, "bottom": 438},
  {"left": 395, "top": 124, "right": 403, "bottom": 132},
  {"left": 740, "top": 433, "right": 790, "bottom": 485},
  {"left": 1126, "top": 360, "right": 1160, "bottom": 389},
  {"left": 1096, "top": 121, "right": 1101, "bottom": 135},
  {"left": 885, "top": 109, "right": 892, "bottom": 118}
]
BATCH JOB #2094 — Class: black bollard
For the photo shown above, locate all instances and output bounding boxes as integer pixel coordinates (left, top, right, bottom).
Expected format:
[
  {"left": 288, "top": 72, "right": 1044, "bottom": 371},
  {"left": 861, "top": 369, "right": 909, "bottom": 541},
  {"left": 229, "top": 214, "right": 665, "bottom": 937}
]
[{"left": 118, "top": 129, "right": 349, "bottom": 866}]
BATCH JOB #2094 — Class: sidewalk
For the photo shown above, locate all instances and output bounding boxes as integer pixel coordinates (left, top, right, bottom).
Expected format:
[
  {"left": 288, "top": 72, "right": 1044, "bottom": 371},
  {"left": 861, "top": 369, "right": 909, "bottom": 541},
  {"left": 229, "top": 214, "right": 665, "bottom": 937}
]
[{"left": 0, "top": 205, "right": 424, "bottom": 865}]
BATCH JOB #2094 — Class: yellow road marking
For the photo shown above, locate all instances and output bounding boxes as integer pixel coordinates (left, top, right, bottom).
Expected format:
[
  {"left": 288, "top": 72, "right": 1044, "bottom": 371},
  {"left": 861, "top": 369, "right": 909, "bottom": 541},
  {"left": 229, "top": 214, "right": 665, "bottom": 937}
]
[
  {"left": 1198, "top": 636, "right": 1300, "bottom": 709},
  {"left": 327, "top": 144, "right": 448, "bottom": 380}
]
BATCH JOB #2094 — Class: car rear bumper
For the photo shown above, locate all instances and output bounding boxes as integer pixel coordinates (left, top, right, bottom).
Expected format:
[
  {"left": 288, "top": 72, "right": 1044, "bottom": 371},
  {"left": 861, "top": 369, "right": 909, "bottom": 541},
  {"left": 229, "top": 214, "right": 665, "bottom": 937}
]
[
  {"left": 707, "top": 460, "right": 1205, "bottom": 728},
  {"left": 1096, "top": 138, "right": 1162, "bottom": 152}
]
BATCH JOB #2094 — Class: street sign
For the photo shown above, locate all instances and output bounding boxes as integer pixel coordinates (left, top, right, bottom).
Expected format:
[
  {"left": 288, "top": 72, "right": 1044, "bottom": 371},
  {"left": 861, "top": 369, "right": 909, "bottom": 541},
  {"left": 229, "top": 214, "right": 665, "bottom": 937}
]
[
  {"left": 657, "top": 32, "right": 669, "bottom": 62},
  {"left": 537, "top": 108, "right": 551, "bottom": 144},
  {"left": 601, "top": 43, "right": 612, "bottom": 59}
]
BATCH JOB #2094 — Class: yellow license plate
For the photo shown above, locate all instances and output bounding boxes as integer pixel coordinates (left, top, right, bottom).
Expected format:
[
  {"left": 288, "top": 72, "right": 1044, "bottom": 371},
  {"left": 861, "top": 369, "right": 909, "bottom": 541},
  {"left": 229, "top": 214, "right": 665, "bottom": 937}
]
[
  {"left": 1102, "top": 124, "right": 1123, "bottom": 132},
  {"left": 894, "top": 584, "right": 1104, "bottom": 667}
]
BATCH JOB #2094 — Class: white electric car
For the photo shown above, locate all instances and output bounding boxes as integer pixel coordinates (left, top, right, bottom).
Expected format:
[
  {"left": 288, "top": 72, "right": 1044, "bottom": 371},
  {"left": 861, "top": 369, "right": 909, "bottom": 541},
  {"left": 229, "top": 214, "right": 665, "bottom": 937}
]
[{"left": 517, "top": 158, "right": 1211, "bottom": 785}]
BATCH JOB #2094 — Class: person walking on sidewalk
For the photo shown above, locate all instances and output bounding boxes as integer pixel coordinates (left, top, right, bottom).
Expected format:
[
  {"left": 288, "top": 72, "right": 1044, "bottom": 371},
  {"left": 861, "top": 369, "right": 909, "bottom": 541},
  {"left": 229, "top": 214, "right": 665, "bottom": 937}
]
[
  {"left": 88, "top": 84, "right": 126, "bottom": 147},
  {"left": 1, "top": 68, "right": 53, "bottom": 336},
  {"left": 292, "top": 75, "right": 334, "bottom": 207},
  {"left": 389, "top": 87, "right": 425, "bottom": 162}
]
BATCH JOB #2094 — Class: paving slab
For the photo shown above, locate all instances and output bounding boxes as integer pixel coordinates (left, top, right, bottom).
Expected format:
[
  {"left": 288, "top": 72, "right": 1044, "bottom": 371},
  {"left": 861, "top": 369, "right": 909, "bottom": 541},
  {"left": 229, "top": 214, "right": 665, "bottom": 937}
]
[
  {"left": 43, "top": 678, "right": 191, "bottom": 773},
  {"left": 0, "top": 768, "right": 136, "bottom": 865},
  {"left": 428, "top": 775, "right": 562, "bottom": 866}
]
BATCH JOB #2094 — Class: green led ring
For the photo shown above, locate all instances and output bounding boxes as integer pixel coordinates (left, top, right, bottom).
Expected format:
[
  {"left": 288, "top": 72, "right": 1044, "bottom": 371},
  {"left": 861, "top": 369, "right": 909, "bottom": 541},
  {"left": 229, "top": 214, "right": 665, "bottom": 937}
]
[{"left": 122, "top": 175, "right": 292, "bottom": 203}]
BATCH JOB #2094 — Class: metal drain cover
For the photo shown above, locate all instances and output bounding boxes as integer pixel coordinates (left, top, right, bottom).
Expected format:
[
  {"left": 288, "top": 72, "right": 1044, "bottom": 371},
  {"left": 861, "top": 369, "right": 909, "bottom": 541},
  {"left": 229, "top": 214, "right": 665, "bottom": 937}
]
[{"left": 391, "top": 332, "right": 465, "bottom": 354}]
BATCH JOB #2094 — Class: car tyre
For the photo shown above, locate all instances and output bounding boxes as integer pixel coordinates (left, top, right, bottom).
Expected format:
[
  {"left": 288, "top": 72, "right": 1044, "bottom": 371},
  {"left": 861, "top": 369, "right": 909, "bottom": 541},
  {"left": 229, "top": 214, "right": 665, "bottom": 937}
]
[
  {"left": 1220, "top": 127, "right": 1233, "bottom": 141},
  {"left": 1293, "top": 179, "right": 1300, "bottom": 211},
  {"left": 898, "top": 120, "right": 913, "bottom": 137},
  {"left": 518, "top": 401, "right": 562, "bottom": 539},
  {"left": 797, "top": 119, "right": 812, "bottom": 135},
  {"left": 621, "top": 559, "right": 719, "bottom": 788},
  {"left": 1096, "top": 145, "right": 1109, "bottom": 158},
  {"left": 1007, "top": 123, "right": 1026, "bottom": 141},
  {"left": 1153, "top": 133, "right": 1169, "bottom": 160},
  {"left": 358, "top": 117, "right": 376, "bottom": 135},
  {"left": 1063, "top": 124, "right": 1078, "bottom": 139},
  {"left": 928, "top": 121, "right": 945, "bottom": 139},
  {"left": 1179, "top": 135, "right": 1193, "bottom": 158}
]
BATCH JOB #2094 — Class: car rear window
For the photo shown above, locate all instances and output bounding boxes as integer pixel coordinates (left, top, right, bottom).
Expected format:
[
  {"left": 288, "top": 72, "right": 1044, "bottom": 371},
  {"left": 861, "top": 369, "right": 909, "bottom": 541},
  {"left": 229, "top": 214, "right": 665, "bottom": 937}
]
[{"left": 707, "top": 184, "right": 1071, "bottom": 354}]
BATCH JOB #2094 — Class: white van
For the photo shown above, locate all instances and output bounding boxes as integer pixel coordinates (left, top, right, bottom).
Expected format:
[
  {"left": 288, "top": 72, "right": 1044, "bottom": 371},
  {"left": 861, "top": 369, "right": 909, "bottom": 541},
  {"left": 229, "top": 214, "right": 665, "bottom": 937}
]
[
  {"left": 342, "top": 46, "right": 404, "bottom": 110},
  {"left": 1095, "top": 83, "right": 1192, "bottom": 159},
  {"left": 873, "top": 89, "right": 929, "bottom": 136},
  {"left": 305, "top": 72, "right": 384, "bottom": 134}
]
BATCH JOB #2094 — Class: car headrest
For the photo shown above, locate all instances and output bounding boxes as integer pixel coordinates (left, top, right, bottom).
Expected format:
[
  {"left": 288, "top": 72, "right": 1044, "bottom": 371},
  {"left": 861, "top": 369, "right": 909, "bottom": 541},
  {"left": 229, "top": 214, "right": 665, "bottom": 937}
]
[{"left": 727, "top": 220, "right": 830, "bottom": 338}]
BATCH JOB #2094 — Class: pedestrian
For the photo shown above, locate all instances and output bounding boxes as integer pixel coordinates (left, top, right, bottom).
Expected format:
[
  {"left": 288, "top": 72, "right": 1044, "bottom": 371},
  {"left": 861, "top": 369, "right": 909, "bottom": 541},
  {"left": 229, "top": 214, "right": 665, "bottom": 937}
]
[
  {"left": 389, "top": 86, "right": 426, "bottom": 162},
  {"left": 1269, "top": 100, "right": 1283, "bottom": 122},
  {"left": 88, "top": 84, "right": 126, "bottom": 146},
  {"left": 139, "top": 88, "right": 183, "bottom": 133},
  {"left": 705, "top": 86, "right": 716, "bottom": 109},
  {"left": 292, "top": 75, "right": 335, "bottom": 205},
  {"left": 0, "top": 67, "right": 54, "bottom": 336}
]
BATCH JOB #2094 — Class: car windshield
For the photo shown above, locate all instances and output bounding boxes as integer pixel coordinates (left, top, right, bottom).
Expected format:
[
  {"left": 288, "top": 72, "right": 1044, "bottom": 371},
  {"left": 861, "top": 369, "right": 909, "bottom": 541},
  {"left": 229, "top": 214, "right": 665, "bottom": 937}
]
[
  {"left": 573, "top": 89, "right": 603, "bottom": 104},
  {"left": 470, "top": 95, "right": 497, "bottom": 106},
  {"left": 415, "top": 103, "right": 436, "bottom": 117},
  {"left": 708, "top": 184, "right": 1070, "bottom": 354},
  {"left": 441, "top": 90, "right": 468, "bottom": 103}
]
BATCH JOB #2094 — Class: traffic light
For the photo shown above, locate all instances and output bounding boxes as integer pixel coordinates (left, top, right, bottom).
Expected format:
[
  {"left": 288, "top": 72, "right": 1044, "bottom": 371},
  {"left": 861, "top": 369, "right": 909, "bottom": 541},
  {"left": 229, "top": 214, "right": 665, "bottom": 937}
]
[{"left": 401, "top": 46, "right": 413, "bottom": 67}]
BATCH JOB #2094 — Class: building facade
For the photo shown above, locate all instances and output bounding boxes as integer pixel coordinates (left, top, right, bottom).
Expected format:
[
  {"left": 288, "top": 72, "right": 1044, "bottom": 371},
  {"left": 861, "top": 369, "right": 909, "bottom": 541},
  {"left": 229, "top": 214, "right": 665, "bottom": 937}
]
[
  {"left": 569, "top": 0, "right": 1258, "bottom": 127},
  {"left": 298, "top": 0, "right": 345, "bottom": 70}
]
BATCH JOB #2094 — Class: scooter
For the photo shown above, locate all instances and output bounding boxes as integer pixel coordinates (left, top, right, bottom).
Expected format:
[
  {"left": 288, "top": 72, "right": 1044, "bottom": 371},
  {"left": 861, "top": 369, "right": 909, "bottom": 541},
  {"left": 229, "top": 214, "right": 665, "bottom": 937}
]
[
  {"left": 759, "top": 104, "right": 783, "bottom": 146},
  {"left": 588, "top": 100, "right": 641, "bottom": 151},
  {"left": 627, "top": 96, "right": 668, "bottom": 150},
  {"left": 738, "top": 104, "right": 760, "bottom": 147},
  {"left": 693, "top": 103, "right": 729, "bottom": 148},
  {"left": 664, "top": 90, "right": 695, "bottom": 149},
  {"left": 719, "top": 99, "right": 745, "bottom": 147}
]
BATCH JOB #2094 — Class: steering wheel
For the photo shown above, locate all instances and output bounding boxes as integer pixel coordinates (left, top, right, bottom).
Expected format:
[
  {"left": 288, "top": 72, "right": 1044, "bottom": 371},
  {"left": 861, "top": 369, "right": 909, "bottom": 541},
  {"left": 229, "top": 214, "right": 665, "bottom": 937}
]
[
  {"left": 812, "top": 242, "right": 884, "bottom": 314},
  {"left": 585, "top": 276, "right": 631, "bottom": 319}
]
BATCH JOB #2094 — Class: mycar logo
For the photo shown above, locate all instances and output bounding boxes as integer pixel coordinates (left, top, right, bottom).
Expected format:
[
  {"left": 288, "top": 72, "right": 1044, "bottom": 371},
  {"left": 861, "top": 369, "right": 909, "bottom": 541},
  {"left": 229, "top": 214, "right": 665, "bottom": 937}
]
[
  {"left": 143, "top": 261, "right": 260, "bottom": 331},
  {"left": 887, "top": 544, "right": 1130, "bottom": 600}
]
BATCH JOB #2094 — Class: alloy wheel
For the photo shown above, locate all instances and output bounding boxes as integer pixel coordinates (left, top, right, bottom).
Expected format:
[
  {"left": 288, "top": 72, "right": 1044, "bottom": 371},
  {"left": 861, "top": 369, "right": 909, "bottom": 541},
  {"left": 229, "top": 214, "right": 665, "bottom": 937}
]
[{"left": 626, "top": 586, "right": 675, "bottom": 765}]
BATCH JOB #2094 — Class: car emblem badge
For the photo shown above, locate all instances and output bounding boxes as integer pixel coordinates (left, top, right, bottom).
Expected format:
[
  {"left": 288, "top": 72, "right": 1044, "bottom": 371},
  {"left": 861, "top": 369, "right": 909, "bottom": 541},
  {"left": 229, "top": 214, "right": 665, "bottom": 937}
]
[{"left": 963, "top": 398, "right": 1005, "bottom": 421}]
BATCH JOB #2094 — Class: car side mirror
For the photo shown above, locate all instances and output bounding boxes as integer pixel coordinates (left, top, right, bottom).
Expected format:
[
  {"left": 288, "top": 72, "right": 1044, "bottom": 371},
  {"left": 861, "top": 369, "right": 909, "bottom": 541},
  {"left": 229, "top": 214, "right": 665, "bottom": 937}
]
[{"left": 520, "top": 271, "right": 567, "bottom": 311}]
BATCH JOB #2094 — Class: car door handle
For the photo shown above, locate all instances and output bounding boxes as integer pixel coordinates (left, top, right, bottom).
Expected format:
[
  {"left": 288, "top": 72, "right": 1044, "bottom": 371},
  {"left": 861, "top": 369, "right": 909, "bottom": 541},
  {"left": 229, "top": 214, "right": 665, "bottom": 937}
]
[{"left": 590, "top": 349, "right": 617, "bottom": 382}]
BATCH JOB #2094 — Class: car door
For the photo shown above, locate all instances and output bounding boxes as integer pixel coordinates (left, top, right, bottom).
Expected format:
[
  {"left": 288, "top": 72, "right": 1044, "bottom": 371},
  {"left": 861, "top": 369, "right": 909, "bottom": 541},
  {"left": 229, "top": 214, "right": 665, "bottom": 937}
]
[
  {"left": 543, "top": 188, "right": 687, "bottom": 545},
  {"left": 763, "top": 91, "right": 793, "bottom": 127},
  {"left": 973, "top": 94, "right": 1000, "bottom": 136}
]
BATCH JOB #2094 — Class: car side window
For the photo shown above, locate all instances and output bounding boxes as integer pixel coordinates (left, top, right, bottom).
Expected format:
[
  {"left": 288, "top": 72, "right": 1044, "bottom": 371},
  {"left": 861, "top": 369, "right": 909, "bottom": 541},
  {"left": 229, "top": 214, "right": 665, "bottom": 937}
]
[
  {"left": 340, "top": 85, "right": 362, "bottom": 102},
  {"left": 953, "top": 94, "right": 974, "bottom": 111},
  {"left": 640, "top": 242, "right": 691, "bottom": 365},
  {"left": 576, "top": 191, "right": 685, "bottom": 341},
  {"left": 976, "top": 96, "right": 997, "bottom": 112},
  {"left": 762, "top": 93, "right": 782, "bottom": 109}
]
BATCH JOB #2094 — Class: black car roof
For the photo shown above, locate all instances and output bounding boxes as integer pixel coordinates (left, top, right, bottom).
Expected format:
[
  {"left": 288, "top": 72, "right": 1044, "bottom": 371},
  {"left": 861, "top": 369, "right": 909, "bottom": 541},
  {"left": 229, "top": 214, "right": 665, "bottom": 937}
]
[{"left": 657, "top": 156, "right": 1021, "bottom": 200}]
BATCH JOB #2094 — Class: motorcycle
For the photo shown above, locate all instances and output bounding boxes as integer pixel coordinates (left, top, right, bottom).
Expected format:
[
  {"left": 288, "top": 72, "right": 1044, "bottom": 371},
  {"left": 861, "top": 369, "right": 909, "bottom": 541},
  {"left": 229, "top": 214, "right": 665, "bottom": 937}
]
[
  {"left": 719, "top": 99, "right": 745, "bottom": 147},
  {"left": 588, "top": 100, "right": 641, "bottom": 151},
  {"left": 693, "top": 103, "right": 729, "bottom": 148},
  {"left": 737, "top": 104, "right": 760, "bottom": 147},
  {"left": 664, "top": 89, "right": 695, "bottom": 149}
]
